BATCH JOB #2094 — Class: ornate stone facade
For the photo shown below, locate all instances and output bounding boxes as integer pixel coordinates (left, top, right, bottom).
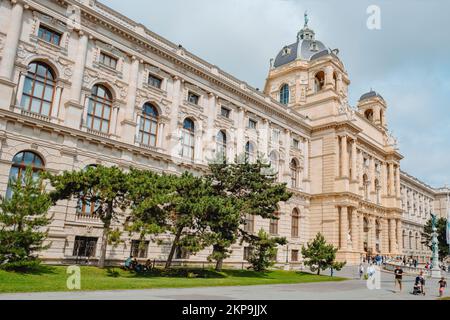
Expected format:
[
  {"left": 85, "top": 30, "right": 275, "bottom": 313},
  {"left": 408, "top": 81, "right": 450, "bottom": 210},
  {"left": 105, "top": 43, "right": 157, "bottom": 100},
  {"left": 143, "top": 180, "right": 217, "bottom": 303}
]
[
  {"left": 0, "top": 0, "right": 447, "bottom": 266},
  {"left": 400, "top": 172, "right": 450, "bottom": 262}
]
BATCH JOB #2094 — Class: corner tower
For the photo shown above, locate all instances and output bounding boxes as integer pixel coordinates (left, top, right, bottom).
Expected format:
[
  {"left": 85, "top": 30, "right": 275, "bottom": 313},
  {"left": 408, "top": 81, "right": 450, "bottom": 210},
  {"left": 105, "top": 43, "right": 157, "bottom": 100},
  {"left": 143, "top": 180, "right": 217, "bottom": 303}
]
[{"left": 264, "top": 12, "right": 350, "bottom": 120}]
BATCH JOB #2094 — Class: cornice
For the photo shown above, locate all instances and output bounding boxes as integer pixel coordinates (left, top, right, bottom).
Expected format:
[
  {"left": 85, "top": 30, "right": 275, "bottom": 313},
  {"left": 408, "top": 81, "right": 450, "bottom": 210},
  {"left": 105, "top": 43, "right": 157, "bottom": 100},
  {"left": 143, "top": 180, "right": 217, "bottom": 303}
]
[{"left": 46, "top": 0, "right": 312, "bottom": 135}]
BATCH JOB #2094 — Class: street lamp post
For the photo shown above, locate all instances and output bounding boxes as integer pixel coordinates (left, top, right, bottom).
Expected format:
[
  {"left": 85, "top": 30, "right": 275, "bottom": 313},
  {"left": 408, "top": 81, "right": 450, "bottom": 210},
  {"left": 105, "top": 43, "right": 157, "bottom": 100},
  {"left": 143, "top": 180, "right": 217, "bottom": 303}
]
[{"left": 430, "top": 213, "right": 442, "bottom": 278}]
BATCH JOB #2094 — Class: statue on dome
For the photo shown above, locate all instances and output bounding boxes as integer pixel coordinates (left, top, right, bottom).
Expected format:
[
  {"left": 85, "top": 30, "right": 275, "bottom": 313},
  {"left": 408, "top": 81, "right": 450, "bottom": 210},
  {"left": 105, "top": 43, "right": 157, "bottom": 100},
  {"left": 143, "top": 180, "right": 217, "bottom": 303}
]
[{"left": 304, "top": 11, "right": 309, "bottom": 28}]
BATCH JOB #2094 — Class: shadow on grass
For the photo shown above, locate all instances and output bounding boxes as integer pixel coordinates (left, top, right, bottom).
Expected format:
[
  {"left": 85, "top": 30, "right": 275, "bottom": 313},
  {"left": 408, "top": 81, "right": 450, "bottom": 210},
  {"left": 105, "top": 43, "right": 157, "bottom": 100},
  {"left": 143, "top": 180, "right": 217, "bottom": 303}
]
[
  {"left": 128, "top": 268, "right": 228, "bottom": 279},
  {"left": 221, "top": 269, "right": 271, "bottom": 278},
  {"left": 1, "top": 264, "right": 57, "bottom": 275}
]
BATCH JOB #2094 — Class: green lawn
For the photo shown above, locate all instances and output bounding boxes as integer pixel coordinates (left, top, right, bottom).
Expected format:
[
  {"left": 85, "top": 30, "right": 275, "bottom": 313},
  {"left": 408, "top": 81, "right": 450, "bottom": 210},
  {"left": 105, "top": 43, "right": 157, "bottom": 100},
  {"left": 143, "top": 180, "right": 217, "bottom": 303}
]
[{"left": 0, "top": 266, "right": 346, "bottom": 293}]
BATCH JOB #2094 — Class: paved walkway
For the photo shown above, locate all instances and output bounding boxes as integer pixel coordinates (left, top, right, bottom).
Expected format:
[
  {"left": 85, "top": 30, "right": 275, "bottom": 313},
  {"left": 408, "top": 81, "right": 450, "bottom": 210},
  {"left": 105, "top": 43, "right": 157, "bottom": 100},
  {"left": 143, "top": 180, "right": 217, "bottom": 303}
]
[{"left": 0, "top": 266, "right": 447, "bottom": 300}]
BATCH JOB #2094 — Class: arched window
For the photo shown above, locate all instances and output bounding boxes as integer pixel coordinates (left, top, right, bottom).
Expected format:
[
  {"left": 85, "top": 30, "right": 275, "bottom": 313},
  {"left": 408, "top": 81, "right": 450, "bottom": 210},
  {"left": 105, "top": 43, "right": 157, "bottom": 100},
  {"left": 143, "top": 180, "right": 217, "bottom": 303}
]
[
  {"left": 245, "top": 141, "right": 255, "bottom": 162},
  {"left": 269, "top": 151, "right": 279, "bottom": 173},
  {"left": 20, "top": 62, "right": 55, "bottom": 117},
  {"left": 87, "top": 84, "right": 112, "bottom": 133},
  {"left": 279, "top": 84, "right": 289, "bottom": 105},
  {"left": 181, "top": 118, "right": 195, "bottom": 160},
  {"left": 314, "top": 71, "right": 325, "bottom": 93},
  {"left": 77, "top": 165, "right": 99, "bottom": 216},
  {"left": 139, "top": 103, "right": 159, "bottom": 147},
  {"left": 364, "top": 109, "right": 374, "bottom": 121},
  {"left": 216, "top": 130, "right": 227, "bottom": 161},
  {"left": 6, "top": 151, "right": 44, "bottom": 199},
  {"left": 269, "top": 211, "right": 280, "bottom": 235},
  {"left": 290, "top": 158, "right": 299, "bottom": 188},
  {"left": 291, "top": 208, "right": 300, "bottom": 238}
]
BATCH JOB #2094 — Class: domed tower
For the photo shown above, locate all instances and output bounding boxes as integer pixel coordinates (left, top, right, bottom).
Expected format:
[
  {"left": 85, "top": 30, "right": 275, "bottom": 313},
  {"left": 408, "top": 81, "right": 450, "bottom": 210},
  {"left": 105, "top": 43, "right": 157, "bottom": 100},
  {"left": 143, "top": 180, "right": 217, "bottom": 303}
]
[
  {"left": 264, "top": 12, "right": 350, "bottom": 118},
  {"left": 358, "top": 90, "right": 387, "bottom": 130}
]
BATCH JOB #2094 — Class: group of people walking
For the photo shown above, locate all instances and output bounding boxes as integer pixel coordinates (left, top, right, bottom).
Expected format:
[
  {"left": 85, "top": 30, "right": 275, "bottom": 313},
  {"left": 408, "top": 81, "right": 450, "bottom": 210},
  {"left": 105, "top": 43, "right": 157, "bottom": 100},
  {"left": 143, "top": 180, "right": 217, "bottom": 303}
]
[
  {"left": 392, "top": 265, "right": 447, "bottom": 297},
  {"left": 358, "top": 262, "right": 447, "bottom": 297}
]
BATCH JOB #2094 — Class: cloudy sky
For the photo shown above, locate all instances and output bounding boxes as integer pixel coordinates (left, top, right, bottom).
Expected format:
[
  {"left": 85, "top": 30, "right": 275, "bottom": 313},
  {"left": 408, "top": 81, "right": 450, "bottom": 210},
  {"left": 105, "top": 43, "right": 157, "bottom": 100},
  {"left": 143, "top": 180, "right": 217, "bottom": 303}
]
[{"left": 104, "top": 0, "right": 450, "bottom": 187}]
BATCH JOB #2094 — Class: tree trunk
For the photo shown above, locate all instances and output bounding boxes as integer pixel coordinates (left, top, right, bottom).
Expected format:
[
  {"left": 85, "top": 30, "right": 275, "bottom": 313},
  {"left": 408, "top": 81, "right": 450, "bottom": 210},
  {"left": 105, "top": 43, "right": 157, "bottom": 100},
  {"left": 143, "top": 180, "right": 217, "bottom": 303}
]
[
  {"left": 98, "top": 224, "right": 109, "bottom": 268},
  {"left": 165, "top": 227, "right": 182, "bottom": 269},
  {"left": 98, "top": 205, "right": 112, "bottom": 268},
  {"left": 215, "top": 258, "right": 223, "bottom": 271}
]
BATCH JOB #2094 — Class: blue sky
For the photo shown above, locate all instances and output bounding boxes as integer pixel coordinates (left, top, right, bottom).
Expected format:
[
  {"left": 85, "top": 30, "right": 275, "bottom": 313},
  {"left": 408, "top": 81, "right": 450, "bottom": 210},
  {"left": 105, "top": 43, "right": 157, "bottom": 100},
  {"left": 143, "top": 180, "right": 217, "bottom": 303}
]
[{"left": 104, "top": 0, "right": 450, "bottom": 187}]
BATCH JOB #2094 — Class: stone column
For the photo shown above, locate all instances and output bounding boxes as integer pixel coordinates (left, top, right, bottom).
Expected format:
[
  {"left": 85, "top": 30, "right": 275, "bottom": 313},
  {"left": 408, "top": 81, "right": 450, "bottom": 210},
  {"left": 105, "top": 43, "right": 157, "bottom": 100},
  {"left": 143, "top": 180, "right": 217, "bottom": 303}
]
[
  {"left": 395, "top": 165, "right": 401, "bottom": 198},
  {"left": 168, "top": 76, "right": 182, "bottom": 158},
  {"left": 367, "top": 217, "right": 373, "bottom": 253},
  {"left": 370, "top": 156, "right": 375, "bottom": 194},
  {"left": 340, "top": 135, "right": 348, "bottom": 178},
  {"left": 382, "top": 218, "right": 389, "bottom": 255},
  {"left": 340, "top": 206, "right": 348, "bottom": 250},
  {"left": 15, "top": 72, "right": 26, "bottom": 106},
  {"left": 69, "top": 31, "right": 89, "bottom": 103},
  {"left": 359, "top": 213, "right": 365, "bottom": 252},
  {"left": 194, "top": 121, "right": 203, "bottom": 163},
  {"left": 51, "top": 86, "right": 63, "bottom": 118},
  {"left": 324, "top": 66, "right": 334, "bottom": 89},
  {"left": 388, "top": 219, "right": 395, "bottom": 254},
  {"left": 283, "top": 129, "right": 291, "bottom": 184},
  {"left": 204, "top": 93, "right": 217, "bottom": 159},
  {"left": 335, "top": 136, "right": 340, "bottom": 178},
  {"left": 259, "top": 119, "right": 269, "bottom": 157},
  {"left": 351, "top": 139, "right": 357, "bottom": 181},
  {"left": 351, "top": 208, "right": 358, "bottom": 250},
  {"left": 120, "top": 57, "right": 140, "bottom": 143},
  {"left": 389, "top": 163, "right": 395, "bottom": 196},
  {"left": 381, "top": 163, "right": 388, "bottom": 198},
  {"left": 235, "top": 106, "right": 245, "bottom": 159},
  {"left": 0, "top": 1, "right": 24, "bottom": 80},
  {"left": 396, "top": 218, "right": 402, "bottom": 254},
  {"left": 65, "top": 31, "right": 89, "bottom": 129}
]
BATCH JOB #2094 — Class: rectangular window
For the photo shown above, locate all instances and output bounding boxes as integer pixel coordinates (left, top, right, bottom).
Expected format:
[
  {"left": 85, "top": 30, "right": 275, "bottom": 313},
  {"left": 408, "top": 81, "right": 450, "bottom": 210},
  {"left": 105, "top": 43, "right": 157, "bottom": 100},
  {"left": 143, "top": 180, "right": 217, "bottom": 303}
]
[
  {"left": 221, "top": 107, "right": 231, "bottom": 118},
  {"left": 243, "top": 247, "right": 253, "bottom": 261},
  {"left": 38, "top": 25, "right": 62, "bottom": 46},
  {"left": 188, "top": 91, "right": 200, "bottom": 105},
  {"left": 99, "top": 52, "right": 118, "bottom": 69},
  {"left": 248, "top": 119, "right": 257, "bottom": 129},
  {"left": 174, "top": 246, "right": 190, "bottom": 260},
  {"left": 72, "top": 236, "right": 98, "bottom": 257},
  {"left": 130, "top": 240, "right": 149, "bottom": 259},
  {"left": 292, "top": 138, "right": 299, "bottom": 149},
  {"left": 243, "top": 214, "right": 254, "bottom": 233},
  {"left": 291, "top": 215, "right": 299, "bottom": 238},
  {"left": 148, "top": 74, "right": 162, "bottom": 89},
  {"left": 269, "top": 214, "right": 279, "bottom": 235},
  {"left": 291, "top": 250, "right": 299, "bottom": 262}
]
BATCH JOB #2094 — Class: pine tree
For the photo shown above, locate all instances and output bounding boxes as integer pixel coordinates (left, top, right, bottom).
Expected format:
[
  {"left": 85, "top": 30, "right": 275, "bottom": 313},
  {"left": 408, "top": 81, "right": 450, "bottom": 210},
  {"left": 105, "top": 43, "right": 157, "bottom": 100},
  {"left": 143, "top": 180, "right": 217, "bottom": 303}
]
[
  {"left": 206, "top": 154, "right": 292, "bottom": 271},
  {"left": 127, "top": 170, "right": 214, "bottom": 269},
  {"left": 247, "top": 229, "right": 287, "bottom": 272},
  {"left": 0, "top": 167, "right": 52, "bottom": 271},
  {"left": 422, "top": 217, "right": 449, "bottom": 259},
  {"left": 301, "top": 232, "right": 346, "bottom": 275},
  {"left": 46, "top": 165, "right": 130, "bottom": 268}
]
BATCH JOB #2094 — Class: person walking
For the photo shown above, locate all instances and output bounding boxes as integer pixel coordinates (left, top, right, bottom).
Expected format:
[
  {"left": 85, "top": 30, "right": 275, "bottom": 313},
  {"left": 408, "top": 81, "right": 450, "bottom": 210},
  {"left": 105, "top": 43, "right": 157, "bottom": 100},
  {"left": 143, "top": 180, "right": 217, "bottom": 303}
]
[
  {"left": 438, "top": 277, "right": 447, "bottom": 297},
  {"left": 394, "top": 265, "right": 404, "bottom": 293},
  {"left": 359, "top": 263, "right": 365, "bottom": 279}
]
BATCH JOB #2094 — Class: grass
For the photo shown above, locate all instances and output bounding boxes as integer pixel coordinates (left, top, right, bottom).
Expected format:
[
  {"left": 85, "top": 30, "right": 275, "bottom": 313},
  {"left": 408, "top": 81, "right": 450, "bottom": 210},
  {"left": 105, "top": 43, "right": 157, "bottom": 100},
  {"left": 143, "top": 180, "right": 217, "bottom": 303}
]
[{"left": 0, "top": 265, "right": 346, "bottom": 293}]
